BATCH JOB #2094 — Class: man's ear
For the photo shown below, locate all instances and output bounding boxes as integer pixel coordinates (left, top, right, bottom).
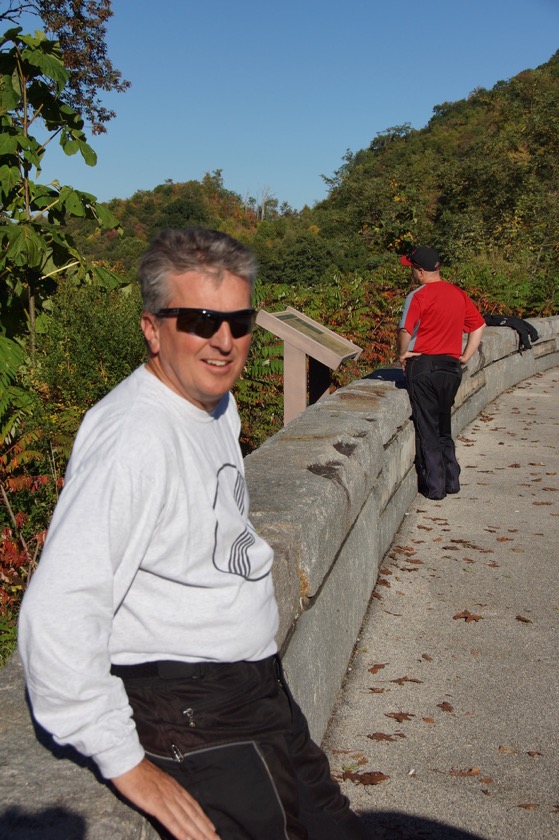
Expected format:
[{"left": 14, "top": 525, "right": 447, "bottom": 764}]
[{"left": 141, "top": 311, "right": 160, "bottom": 355}]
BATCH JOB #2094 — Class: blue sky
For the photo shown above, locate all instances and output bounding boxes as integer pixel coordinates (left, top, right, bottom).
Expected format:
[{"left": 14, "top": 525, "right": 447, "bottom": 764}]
[{"left": 26, "top": 0, "right": 559, "bottom": 210}]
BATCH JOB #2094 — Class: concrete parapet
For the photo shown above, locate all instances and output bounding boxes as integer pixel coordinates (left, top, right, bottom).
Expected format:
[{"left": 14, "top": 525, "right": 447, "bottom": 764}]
[
  {"left": 244, "top": 316, "right": 559, "bottom": 741},
  {"left": 1, "top": 316, "right": 558, "bottom": 838}
]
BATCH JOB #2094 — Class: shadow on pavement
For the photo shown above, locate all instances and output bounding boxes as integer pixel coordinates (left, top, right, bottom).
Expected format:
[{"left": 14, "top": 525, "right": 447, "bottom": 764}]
[
  {"left": 0, "top": 807, "right": 86, "bottom": 840},
  {"left": 361, "top": 810, "right": 488, "bottom": 839}
]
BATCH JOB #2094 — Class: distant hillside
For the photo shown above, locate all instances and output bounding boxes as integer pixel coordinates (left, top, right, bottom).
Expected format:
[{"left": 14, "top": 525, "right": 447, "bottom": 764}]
[
  {"left": 73, "top": 52, "right": 559, "bottom": 313},
  {"left": 313, "top": 51, "right": 559, "bottom": 276}
]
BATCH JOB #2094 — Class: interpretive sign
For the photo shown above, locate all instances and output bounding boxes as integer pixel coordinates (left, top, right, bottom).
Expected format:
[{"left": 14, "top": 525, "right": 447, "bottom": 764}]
[{"left": 257, "top": 307, "right": 363, "bottom": 424}]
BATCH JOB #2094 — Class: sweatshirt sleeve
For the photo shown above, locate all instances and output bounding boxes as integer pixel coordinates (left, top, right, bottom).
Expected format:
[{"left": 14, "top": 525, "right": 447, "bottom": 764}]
[{"left": 18, "top": 431, "right": 164, "bottom": 779}]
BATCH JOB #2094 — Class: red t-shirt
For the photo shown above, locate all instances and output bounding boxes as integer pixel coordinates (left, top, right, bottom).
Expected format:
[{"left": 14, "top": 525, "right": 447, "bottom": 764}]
[{"left": 399, "top": 281, "right": 485, "bottom": 358}]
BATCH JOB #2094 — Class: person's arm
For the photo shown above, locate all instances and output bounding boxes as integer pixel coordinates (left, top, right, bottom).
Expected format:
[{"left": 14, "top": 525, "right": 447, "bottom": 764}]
[
  {"left": 112, "top": 760, "right": 219, "bottom": 840},
  {"left": 397, "top": 328, "right": 421, "bottom": 369},
  {"left": 459, "top": 323, "right": 485, "bottom": 364}
]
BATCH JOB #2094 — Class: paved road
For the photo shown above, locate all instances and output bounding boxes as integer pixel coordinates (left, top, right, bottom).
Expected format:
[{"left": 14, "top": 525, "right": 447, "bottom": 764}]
[{"left": 322, "top": 366, "right": 559, "bottom": 840}]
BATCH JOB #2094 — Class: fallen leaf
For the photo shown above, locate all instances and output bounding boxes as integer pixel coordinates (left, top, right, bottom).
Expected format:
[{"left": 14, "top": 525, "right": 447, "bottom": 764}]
[
  {"left": 369, "top": 687, "right": 386, "bottom": 694},
  {"left": 498, "top": 745, "right": 515, "bottom": 754},
  {"left": 423, "top": 717, "right": 435, "bottom": 724},
  {"left": 480, "top": 777, "right": 493, "bottom": 784},
  {"left": 518, "top": 803, "right": 539, "bottom": 810},
  {"left": 509, "top": 463, "right": 521, "bottom": 468},
  {"left": 421, "top": 653, "right": 433, "bottom": 661},
  {"left": 437, "top": 702, "right": 454, "bottom": 713},
  {"left": 390, "top": 676, "right": 423, "bottom": 685},
  {"left": 497, "top": 536, "right": 513, "bottom": 542},
  {"left": 377, "top": 578, "right": 391, "bottom": 588},
  {"left": 532, "top": 501, "right": 552, "bottom": 506},
  {"left": 385, "top": 712, "right": 415, "bottom": 722},
  {"left": 368, "top": 663, "right": 387, "bottom": 675},
  {"left": 450, "top": 767, "right": 481, "bottom": 777},
  {"left": 527, "top": 751, "right": 543, "bottom": 757},
  {"left": 372, "top": 591, "right": 382, "bottom": 600},
  {"left": 516, "top": 615, "right": 533, "bottom": 623},
  {"left": 379, "top": 567, "right": 392, "bottom": 575},
  {"left": 453, "top": 610, "right": 483, "bottom": 622},
  {"left": 367, "top": 732, "right": 406, "bottom": 742},
  {"left": 341, "top": 770, "right": 390, "bottom": 785}
]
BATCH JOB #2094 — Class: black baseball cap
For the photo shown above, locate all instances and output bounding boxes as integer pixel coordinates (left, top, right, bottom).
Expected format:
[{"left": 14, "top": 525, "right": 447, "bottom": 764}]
[{"left": 400, "top": 246, "right": 440, "bottom": 271}]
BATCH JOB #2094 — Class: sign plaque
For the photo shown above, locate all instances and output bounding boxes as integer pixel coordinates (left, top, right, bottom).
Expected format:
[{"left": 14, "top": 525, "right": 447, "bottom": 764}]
[{"left": 256, "top": 306, "right": 363, "bottom": 424}]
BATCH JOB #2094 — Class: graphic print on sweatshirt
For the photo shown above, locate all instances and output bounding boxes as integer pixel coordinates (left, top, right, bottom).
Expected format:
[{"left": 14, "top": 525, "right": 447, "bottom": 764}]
[{"left": 212, "top": 463, "right": 269, "bottom": 580}]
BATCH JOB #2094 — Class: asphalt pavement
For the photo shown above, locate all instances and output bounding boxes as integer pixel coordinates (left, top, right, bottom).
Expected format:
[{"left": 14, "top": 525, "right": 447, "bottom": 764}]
[{"left": 322, "top": 366, "right": 559, "bottom": 840}]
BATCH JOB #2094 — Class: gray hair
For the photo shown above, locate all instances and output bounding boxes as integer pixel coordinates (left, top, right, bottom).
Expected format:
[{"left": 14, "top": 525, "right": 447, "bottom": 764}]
[{"left": 138, "top": 228, "right": 257, "bottom": 313}]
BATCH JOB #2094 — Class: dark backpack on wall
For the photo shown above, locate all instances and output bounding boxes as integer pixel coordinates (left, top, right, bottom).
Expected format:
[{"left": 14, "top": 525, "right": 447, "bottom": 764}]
[{"left": 483, "top": 315, "right": 540, "bottom": 352}]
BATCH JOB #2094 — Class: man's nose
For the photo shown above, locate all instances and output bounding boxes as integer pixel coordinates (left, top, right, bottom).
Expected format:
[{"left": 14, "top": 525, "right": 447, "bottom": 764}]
[{"left": 210, "top": 320, "right": 234, "bottom": 351}]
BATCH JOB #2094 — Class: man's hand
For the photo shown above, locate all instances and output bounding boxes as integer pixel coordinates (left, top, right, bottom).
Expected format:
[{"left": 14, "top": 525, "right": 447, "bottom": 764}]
[
  {"left": 112, "top": 758, "right": 220, "bottom": 840},
  {"left": 399, "top": 350, "right": 422, "bottom": 370}
]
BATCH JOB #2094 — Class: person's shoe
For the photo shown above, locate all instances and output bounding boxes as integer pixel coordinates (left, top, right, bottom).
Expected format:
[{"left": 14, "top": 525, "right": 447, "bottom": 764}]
[
  {"left": 426, "top": 491, "right": 446, "bottom": 500},
  {"left": 445, "top": 485, "right": 460, "bottom": 494}
]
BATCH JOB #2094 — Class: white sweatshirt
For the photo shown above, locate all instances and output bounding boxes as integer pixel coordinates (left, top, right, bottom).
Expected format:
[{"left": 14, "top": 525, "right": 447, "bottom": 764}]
[{"left": 18, "top": 366, "right": 279, "bottom": 779}]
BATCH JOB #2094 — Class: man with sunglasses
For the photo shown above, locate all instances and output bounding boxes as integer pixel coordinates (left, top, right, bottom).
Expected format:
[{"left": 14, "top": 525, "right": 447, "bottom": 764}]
[
  {"left": 398, "top": 245, "right": 485, "bottom": 500},
  {"left": 19, "top": 228, "right": 367, "bottom": 840}
]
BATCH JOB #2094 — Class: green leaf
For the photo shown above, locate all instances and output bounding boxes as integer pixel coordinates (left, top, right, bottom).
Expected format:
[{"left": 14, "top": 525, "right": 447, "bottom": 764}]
[
  {"left": 0, "top": 163, "right": 20, "bottom": 194},
  {"left": 0, "top": 75, "right": 20, "bottom": 113},
  {"left": 78, "top": 140, "right": 97, "bottom": 167},
  {"left": 0, "top": 132, "right": 18, "bottom": 155},
  {"left": 89, "top": 264, "right": 127, "bottom": 290},
  {"left": 21, "top": 46, "right": 68, "bottom": 90},
  {"left": 62, "top": 139, "right": 79, "bottom": 156},
  {"left": 5, "top": 225, "right": 45, "bottom": 268},
  {"left": 94, "top": 203, "right": 121, "bottom": 230}
]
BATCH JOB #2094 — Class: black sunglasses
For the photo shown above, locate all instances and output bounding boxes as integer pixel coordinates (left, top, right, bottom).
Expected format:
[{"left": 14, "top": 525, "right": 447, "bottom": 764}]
[{"left": 156, "top": 308, "right": 257, "bottom": 339}]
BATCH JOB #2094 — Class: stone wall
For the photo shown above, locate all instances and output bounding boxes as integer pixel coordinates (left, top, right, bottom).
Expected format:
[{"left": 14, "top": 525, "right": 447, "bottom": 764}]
[
  {"left": 244, "top": 316, "right": 559, "bottom": 742},
  {"left": 1, "top": 316, "right": 558, "bottom": 839}
]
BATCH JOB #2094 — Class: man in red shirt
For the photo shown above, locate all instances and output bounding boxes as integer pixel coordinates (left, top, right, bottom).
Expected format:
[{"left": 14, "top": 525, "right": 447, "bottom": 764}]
[{"left": 398, "top": 246, "right": 485, "bottom": 500}]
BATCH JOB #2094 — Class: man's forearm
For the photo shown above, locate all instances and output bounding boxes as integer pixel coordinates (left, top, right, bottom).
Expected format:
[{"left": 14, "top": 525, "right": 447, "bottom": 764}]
[
  {"left": 459, "top": 324, "right": 485, "bottom": 364},
  {"left": 397, "top": 329, "right": 411, "bottom": 359}
]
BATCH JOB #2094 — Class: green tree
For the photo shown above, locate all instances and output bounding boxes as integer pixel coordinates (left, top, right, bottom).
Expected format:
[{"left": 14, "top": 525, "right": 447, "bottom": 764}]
[
  {"left": 0, "top": 0, "right": 130, "bottom": 134},
  {"left": 0, "top": 26, "right": 122, "bottom": 349}
]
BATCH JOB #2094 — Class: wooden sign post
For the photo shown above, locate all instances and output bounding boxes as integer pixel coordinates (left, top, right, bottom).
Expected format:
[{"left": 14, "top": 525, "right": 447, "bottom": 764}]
[{"left": 256, "top": 307, "right": 363, "bottom": 425}]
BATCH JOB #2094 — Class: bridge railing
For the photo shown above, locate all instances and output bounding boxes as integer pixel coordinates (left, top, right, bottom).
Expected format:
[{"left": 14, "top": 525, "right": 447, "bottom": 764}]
[{"left": 244, "top": 316, "right": 559, "bottom": 741}]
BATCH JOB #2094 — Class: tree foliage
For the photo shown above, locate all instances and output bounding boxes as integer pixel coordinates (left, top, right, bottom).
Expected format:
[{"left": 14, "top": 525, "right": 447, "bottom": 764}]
[
  {"left": 0, "top": 0, "right": 130, "bottom": 133},
  {"left": 0, "top": 26, "right": 123, "bottom": 348}
]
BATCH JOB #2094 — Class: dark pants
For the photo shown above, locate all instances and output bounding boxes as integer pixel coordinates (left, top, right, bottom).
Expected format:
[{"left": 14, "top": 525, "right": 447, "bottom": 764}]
[
  {"left": 405, "top": 354, "right": 462, "bottom": 499},
  {"left": 111, "top": 656, "right": 369, "bottom": 840}
]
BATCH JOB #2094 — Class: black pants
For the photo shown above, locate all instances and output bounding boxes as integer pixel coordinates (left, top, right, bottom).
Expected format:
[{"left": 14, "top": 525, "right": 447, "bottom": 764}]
[
  {"left": 405, "top": 354, "right": 462, "bottom": 499},
  {"left": 111, "top": 656, "right": 369, "bottom": 840}
]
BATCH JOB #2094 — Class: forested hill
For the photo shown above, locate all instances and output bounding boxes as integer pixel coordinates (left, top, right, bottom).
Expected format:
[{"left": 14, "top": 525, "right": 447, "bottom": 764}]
[
  {"left": 76, "top": 50, "right": 559, "bottom": 314},
  {"left": 315, "top": 50, "right": 559, "bottom": 272}
]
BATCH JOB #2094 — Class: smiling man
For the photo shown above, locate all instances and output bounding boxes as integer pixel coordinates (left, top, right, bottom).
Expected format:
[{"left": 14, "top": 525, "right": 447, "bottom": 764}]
[{"left": 19, "top": 229, "right": 367, "bottom": 840}]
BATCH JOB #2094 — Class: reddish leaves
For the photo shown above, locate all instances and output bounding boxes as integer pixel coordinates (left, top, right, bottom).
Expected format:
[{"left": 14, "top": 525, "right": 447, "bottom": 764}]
[
  {"left": 385, "top": 711, "right": 415, "bottom": 722},
  {"left": 367, "top": 732, "right": 405, "bottom": 742},
  {"left": 453, "top": 610, "right": 483, "bottom": 622},
  {"left": 341, "top": 770, "right": 390, "bottom": 785},
  {"left": 450, "top": 767, "right": 481, "bottom": 777}
]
